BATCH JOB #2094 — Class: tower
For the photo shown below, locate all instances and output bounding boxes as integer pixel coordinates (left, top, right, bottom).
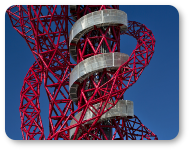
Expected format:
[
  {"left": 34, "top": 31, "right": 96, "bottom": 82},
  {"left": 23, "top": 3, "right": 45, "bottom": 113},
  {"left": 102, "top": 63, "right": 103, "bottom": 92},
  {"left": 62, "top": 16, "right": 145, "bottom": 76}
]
[
  {"left": 7, "top": 5, "right": 158, "bottom": 140},
  {"left": 68, "top": 5, "right": 157, "bottom": 140}
]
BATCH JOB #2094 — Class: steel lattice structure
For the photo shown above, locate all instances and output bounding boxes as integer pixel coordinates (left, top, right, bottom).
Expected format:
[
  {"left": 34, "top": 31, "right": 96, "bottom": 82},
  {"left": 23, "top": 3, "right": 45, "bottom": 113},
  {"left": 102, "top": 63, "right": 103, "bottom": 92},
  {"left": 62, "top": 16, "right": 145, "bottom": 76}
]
[{"left": 7, "top": 5, "right": 158, "bottom": 140}]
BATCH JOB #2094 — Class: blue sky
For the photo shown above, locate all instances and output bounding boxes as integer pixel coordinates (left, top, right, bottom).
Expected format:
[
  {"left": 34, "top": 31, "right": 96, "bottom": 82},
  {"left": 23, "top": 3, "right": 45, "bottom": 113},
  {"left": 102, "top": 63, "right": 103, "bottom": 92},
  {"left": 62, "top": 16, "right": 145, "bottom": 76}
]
[{"left": 5, "top": 5, "right": 179, "bottom": 140}]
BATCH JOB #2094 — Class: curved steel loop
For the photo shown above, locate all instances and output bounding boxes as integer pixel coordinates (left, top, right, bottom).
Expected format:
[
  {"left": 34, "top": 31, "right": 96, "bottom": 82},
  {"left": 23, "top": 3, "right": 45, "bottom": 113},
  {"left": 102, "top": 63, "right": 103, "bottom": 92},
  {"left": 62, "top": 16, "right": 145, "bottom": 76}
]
[
  {"left": 20, "top": 61, "right": 44, "bottom": 140},
  {"left": 113, "top": 20, "right": 155, "bottom": 93}
]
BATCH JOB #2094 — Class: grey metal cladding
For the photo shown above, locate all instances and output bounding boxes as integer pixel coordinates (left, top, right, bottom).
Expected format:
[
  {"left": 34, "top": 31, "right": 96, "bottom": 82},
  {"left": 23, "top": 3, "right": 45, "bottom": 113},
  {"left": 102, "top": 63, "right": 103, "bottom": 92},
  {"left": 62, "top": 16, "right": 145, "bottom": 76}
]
[
  {"left": 69, "top": 100, "right": 134, "bottom": 139},
  {"left": 69, "top": 9, "right": 128, "bottom": 62},
  {"left": 69, "top": 52, "right": 129, "bottom": 102}
]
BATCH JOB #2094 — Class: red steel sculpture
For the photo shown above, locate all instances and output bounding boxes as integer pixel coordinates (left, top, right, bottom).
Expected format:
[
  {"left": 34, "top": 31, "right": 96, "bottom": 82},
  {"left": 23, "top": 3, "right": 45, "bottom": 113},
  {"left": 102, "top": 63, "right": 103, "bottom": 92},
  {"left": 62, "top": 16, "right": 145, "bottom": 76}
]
[{"left": 7, "top": 5, "right": 158, "bottom": 140}]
